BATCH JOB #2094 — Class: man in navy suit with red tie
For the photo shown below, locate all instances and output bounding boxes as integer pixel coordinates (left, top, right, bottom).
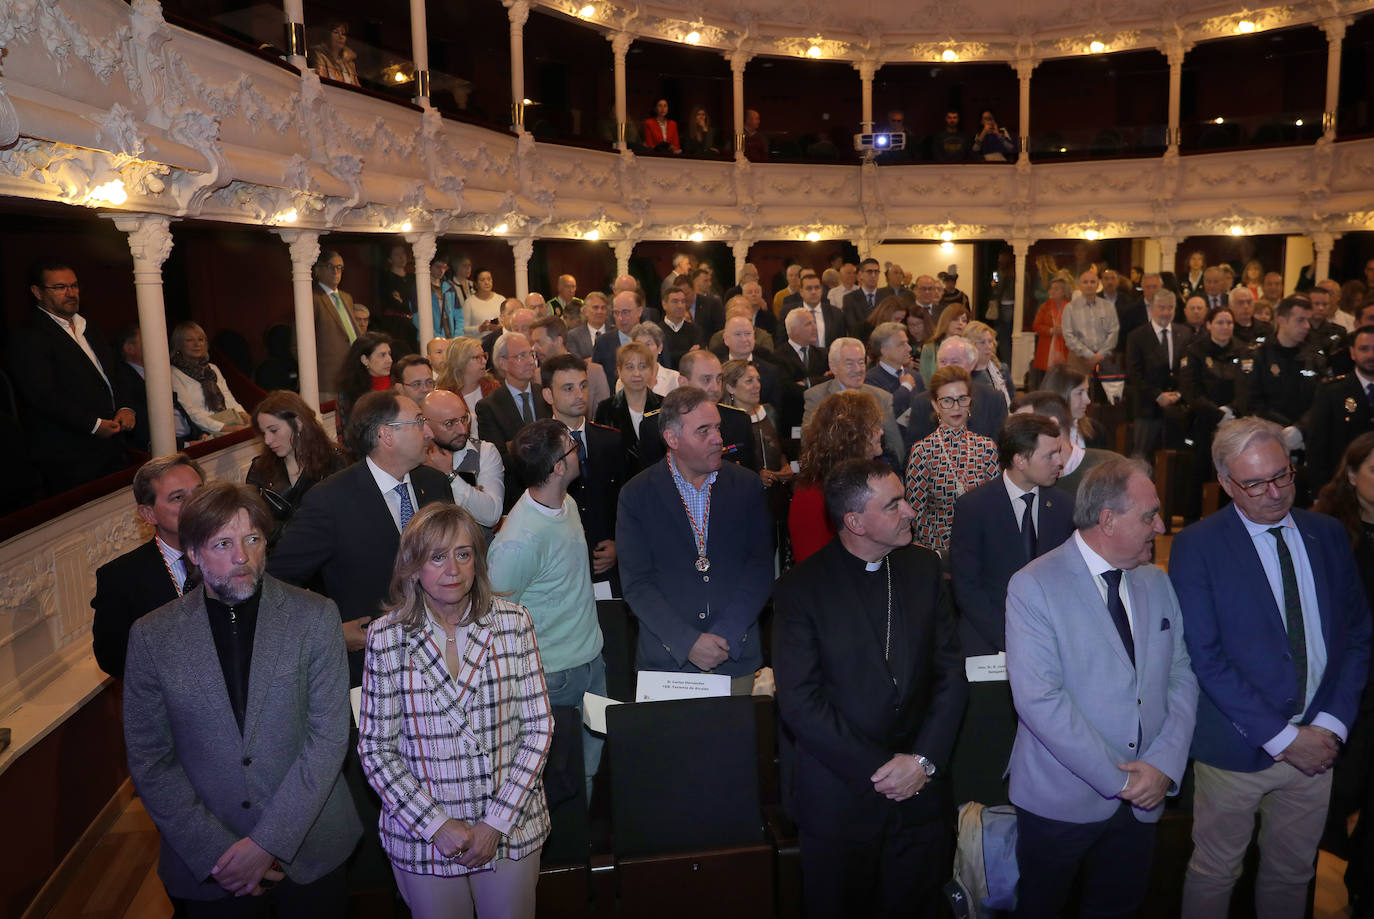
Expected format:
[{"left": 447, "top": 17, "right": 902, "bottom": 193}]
[{"left": 949, "top": 414, "right": 1076, "bottom": 805}]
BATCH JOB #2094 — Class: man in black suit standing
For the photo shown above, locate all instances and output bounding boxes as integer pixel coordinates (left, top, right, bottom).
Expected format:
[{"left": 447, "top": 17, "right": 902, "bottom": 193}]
[
  {"left": 593, "top": 291, "right": 649, "bottom": 387},
  {"left": 948, "top": 414, "right": 1076, "bottom": 805},
  {"left": 638, "top": 350, "right": 756, "bottom": 470},
  {"left": 1116, "top": 272, "right": 1159, "bottom": 362},
  {"left": 775, "top": 307, "right": 829, "bottom": 387},
  {"left": 712, "top": 314, "right": 784, "bottom": 408},
  {"left": 268, "top": 390, "right": 453, "bottom": 687},
  {"left": 659, "top": 283, "right": 704, "bottom": 371},
  {"left": 1126, "top": 288, "right": 1193, "bottom": 459},
  {"left": 686, "top": 268, "right": 725, "bottom": 344},
  {"left": 91, "top": 453, "right": 206, "bottom": 679},
  {"left": 542, "top": 353, "right": 627, "bottom": 593},
  {"left": 778, "top": 271, "right": 845, "bottom": 353},
  {"left": 6, "top": 258, "right": 135, "bottom": 494},
  {"left": 774, "top": 458, "right": 967, "bottom": 917},
  {"left": 1306, "top": 325, "right": 1374, "bottom": 489},
  {"left": 476, "top": 330, "right": 552, "bottom": 511},
  {"left": 842, "top": 258, "right": 887, "bottom": 339}
]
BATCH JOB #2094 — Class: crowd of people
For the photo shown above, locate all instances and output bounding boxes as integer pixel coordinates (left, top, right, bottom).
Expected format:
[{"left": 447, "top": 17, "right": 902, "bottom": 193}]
[{"left": 22, "top": 240, "right": 1372, "bottom": 918}]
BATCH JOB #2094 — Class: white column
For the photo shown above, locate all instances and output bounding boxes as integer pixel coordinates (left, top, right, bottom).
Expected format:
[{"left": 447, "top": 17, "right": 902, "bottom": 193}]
[
  {"left": 611, "top": 32, "right": 631, "bottom": 151},
  {"left": 730, "top": 50, "right": 749, "bottom": 155},
  {"left": 1311, "top": 231, "right": 1336, "bottom": 281},
  {"left": 1156, "top": 236, "right": 1178, "bottom": 275},
  {"left": 614, "top": 239, "right": 634, "bottom": 278},
  {"left": 504, "top": 0, "right": 529, "bottom": 131},
  {"left": 510, "top": 236, "right": 533, "bottom": 300},
  {"left": 1322, "top": 18, "right": 1347, "bottom": 139},
  {"left": 731, "top": 238, "right": 752, "bottom": 280},
  {"left": 409, "top": 0, "right": 431, "bottom": 107},
  {"left": 1015, "top": 59, "right": 1034, "bottom": 161},
  {"left": 409, "top": 232, "right": 436, "bottom": 345},
  {"left": 1010, "top": 238, "right": 1035, "bottom": 382},
  {"left": 856, "top": 60, "right": 876, "bottom": 126},
  {"left": 1165, "top": 41, "right": 1186, "bottom": 152},
  {"left": 275, "top": 230, "right": 322, "bottom": 415},
  {"left": 109, "top": 215, "right": 176, "bottom": 456},
  {"left": 282, "top": 0, "right": 306, "bottom": 69}
]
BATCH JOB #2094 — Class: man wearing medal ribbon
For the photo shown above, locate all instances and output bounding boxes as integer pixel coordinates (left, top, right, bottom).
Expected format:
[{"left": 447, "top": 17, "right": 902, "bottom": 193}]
[{"left": 617, "top": 386, "right": 773, "bottom": 687}]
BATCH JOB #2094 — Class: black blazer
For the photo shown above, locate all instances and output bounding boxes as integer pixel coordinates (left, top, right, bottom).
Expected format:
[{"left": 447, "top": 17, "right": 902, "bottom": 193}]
[
  {"left": 1306, "top": 373, "right": 1374, "bottom": 491},
  {"left": 688, "top": 296, "right": 726, "bottom": 343},
  {"left": 91, "top": 539, "right": 180, "bottom": 679},
  {"left": 776, "top": 301, "right": 846, "bottom": 350},
  {"left": 5, "top": 307, "right": 129, "bottom": 489},
  {"left": 710, "top": 346, "right": 784, "bottom": 407},
  {"left": 637, "top": 402, "right": 757, "bottom": 471},
  {"left": 569, "top": 422, "right": 628, "bottom": 583},
  {"left": 1125, "top": 322, "right": 1192, "bottom": 419},
  {"left": 266, "top": 460, "right": 453, "bottom": 685},
  {"left": 592, "top": 329, "right": 628, "bottom": 386},
  {"left": 773, "top": 541, "right": 967, "bottom": 838},
  {"left": 593, "top": 389, "right": 664, "bottom": 475},
  {"left": 476, "top": 384, "right": 552, "bottom": 512},
  {"left": 661, "top": 321, "right": 704, "bottom": 371},
  {"left": 1115, "top": 295, "right": 1150, "bottom": 354},
  {"left": 949, "top": 475, "right": 1076, "bottom": 656},
  {"left": 113, "top": 361, "right": 151, "bottom": 452},
  {"left": 903, "top": 382, "right": 1008, "bottom": 452},
  {"left": 841, "top": 288, "right": 884, "bottom": 340},
  {"left": 773, "top": 339, "right": 830, "bottom": 386}
]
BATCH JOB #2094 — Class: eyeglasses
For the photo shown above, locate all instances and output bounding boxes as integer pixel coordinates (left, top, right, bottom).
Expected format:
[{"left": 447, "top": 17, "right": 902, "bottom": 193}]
[
  {"left": 402, "top": 378, "right": 436, "bottom": 393},
  {"left": 936, "top": 395, "right": 972, "bottom": 408},
  {"left": 320, "top": 263, "right": 343, "bottom": 272},
  {"left": 42, "top": 283, "right": 79, "bottom": 293},
  {"left": 384, "top": 416, "right": 427, "bottom": 429},
  {"left": 1227, "top": 465, "right": 1296, "bottom": 497},
  {"left": 434, "top": 415, "right": 470, "bottom": 431}
]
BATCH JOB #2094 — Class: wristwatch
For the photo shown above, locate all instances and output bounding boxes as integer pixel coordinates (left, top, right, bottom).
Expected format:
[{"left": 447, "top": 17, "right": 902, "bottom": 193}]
[{"left": 913, "top": 754, "right": 936, "bottom": 777}]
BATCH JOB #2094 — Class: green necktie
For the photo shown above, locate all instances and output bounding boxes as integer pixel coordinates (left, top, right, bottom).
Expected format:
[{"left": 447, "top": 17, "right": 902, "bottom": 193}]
[
  {"left": 331, "top": 291, "right": 357, "bottom": 343},
  {"left": 1268, "top": 527, "right": 1308, "bottom": 715}
]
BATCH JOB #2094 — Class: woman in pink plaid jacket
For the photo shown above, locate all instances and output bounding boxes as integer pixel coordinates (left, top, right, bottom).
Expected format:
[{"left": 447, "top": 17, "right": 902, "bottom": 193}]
[{"left": 359, "top": 503, "right": 552, "bottom": 918}]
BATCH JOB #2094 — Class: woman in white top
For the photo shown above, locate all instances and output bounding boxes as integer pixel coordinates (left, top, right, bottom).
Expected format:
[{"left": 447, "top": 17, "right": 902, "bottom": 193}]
[
  {"left": 463, "top": 270, "right": 504, "bottom": 335},
  {"left": 436, "top": 337, "right": 495, "bottom": 441},
  {"left": 168, "top": 321, "right": 250, "bottom": 435},
  {"left": 963, "top": 320, "right": 1014, "bottom": 409},
  {"left": 613, "top": 321, "right": 680, "bottom": 396}
]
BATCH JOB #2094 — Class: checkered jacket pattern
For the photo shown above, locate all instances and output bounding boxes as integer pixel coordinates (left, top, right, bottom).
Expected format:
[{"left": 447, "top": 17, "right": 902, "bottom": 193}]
[{"left": 358, "top": 598, "right": 553, "bottom": 876}]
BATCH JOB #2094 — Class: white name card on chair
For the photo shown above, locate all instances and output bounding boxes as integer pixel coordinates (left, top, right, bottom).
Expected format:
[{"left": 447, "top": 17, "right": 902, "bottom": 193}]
[
  {"left": 965, "top": 652, "right": 1008, "bottom": 682},
  {"left": 634, "top": 670, "right": 731, "bottom": 702}
]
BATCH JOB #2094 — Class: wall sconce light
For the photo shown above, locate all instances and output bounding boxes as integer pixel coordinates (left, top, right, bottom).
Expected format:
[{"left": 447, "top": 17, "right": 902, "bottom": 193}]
[
  {"left": 939, "top": 230, "right": 954, "bottom": 241},
  {"left": 685, "top": 30, "right": 701, "bottom": 44},
  {"left": 805, "top": 232, "right": 821, "bottom": 242},
  {"left": 1088, "top": 41, "right": 1106, "bottom": 53},
  {"left": 87, "top": 179, "right": 128, "bottom": 206},
  {"left": 941, "top": 49, "right": 957, "bottom": 62},
  {"left": 579, "top": 4, "right": 595, "bottom": 18},
  {"left": 1294, "top": 118, "right": 1304, "bottom": 126},
  {"left": 1236, "top": 20, "right": 1256, "bottom": 33},
  {"left": 940, "top": 241, "right": 954, "bottom": 253},
  {"left": 401, "top": 221, "right": 413, "bottom": 232},
  {"left": 1229, "top": 225, "right": 1244, "bottom": 236},
  {"left": 1213, "top": 116, "right": 1225, "bottom": 124},
  {"left": 274, "top": 208, "right": 298, "bottom": 224},
  {"left": 807, "top": 44, "right": 822, "bottom": 58},
  {"left": 494, "top": 222, "right": 509, "bottom": 234},
  {"left": 689, "top": 231, "right": 704, "bottom": 242},
  {"left": 585, "top": 229, "right": 601, "bottom": 241},
  {"left": 1084, "top": 229, "right": 1100, "bottom": 241}
]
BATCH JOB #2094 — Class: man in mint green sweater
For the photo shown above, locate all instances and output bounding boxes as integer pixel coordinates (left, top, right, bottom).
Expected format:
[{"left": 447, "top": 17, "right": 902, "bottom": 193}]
[{"left": 488, "top": 418, "right": 606, "bottom": 800}]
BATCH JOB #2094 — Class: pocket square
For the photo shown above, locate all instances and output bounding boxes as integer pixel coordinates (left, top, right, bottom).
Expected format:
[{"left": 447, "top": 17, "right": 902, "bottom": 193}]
[{"left": 1160, "top": 618, "right": 1171, "bottom": 631}]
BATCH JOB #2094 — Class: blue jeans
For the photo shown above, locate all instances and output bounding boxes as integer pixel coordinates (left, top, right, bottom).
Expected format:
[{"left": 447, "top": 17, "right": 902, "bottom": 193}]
[{"left": 544, "top": 654, "right": 606, "bottom": 802}]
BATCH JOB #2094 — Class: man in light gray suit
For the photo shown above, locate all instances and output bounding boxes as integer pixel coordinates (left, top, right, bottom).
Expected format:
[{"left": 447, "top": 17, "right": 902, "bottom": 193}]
[
  {"left": 123, "top": 483, "right": 360, "bottom": 914},
  {"left": 802, "top": 337, "right": 905, "bottom": 471},
  {"left": 1006, "top": 457, "right": 1198, "bottom": 918}
]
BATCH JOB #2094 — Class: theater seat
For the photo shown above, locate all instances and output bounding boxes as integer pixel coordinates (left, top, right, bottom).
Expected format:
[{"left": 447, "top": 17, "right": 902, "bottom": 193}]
[{"left": 595, "top": 598, "right": 636, "bottom": 703}]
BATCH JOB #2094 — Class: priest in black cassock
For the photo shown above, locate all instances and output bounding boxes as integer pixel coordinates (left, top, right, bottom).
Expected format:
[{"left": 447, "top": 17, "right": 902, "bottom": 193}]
[{"left": 773, "top": 457, "right": 967, "bottom": 918}]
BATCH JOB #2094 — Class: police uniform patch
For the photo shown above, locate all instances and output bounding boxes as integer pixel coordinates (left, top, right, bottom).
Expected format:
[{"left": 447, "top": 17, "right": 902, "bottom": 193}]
[
  {"left": 1270, "top": 363, "right": 1280, "bottom": 376},
  {"left": 1347, "top": 397, "right": 1359, "bottom": 414},
  {"left": 1205, "top": 356, "right": 1213, "bottom": 369}
]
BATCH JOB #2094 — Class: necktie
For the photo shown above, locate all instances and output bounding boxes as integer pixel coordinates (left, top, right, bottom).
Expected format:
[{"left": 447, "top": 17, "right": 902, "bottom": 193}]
[
  {"left": 866, "top": 290, "right": 875, "bottom": 311},
  {"left": 811, "top": 307, "right": 824, "bottom": 347},
  {"left": 1100, "top": 568, "right": 1135, "bottom": 666},
  {"left": 1161, "top": 326, "right": 1172, "bottom": 367},
  {"left": 394, "top": 482, "right": 415, "bottom": 530},
  {"left": 520, "top": 390, "right": 534, "bottom": 425},
  {"left": 1020, "top": 492, "right": 1038, "bottom": 560},
  {"left": 571, "top": 429, "right": 588, "bottom": 473},
  {"left": 331, "top": 291, "right": 357, "bottom": 343},
  {"left": 1268, "top": 527, "right": 1308, "bottom": 715},
  {"left": 799, "top": 344, "right": 808, "bottom": 364},
  {"left": 1366, "top": 381, "right": 1374, "bottom": 408}
]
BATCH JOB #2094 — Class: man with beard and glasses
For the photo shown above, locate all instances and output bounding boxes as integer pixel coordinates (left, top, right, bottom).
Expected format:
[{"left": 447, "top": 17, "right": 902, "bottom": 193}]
[
  {"left": 123, "top": 483, "right": 360, "bottom": 915},
  {"left": 422, "top": 388, "right": 504, "bottom": 543}
]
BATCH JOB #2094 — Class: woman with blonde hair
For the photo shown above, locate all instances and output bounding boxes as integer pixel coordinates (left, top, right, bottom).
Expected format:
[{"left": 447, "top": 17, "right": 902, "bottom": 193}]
[
  {"left": 436, "top": 337, "right": 497, "bottom": 439},
  {"left": 169, "top": 320, "right": 250, "bottom": 436},
  {"left": 963, "top": 320, "right": 1014, "bottom": 408},
  {"left": 359, "top": 503, "right": 551, "bottom": 918},
  {"left": 787, "top": 389, "right": 885, "bottom": 562},
  {"left": 918, "top": 303, "right": 970, "bottom": 385}
]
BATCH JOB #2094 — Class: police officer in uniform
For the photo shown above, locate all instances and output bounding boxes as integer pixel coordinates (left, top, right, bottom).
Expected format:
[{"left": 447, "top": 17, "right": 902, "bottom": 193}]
[
  {"left": 1302, "top": 287, "right": 1349, "bottom": 369},
  {"left": 1251, "top": 297, "right": 1324, "bottom": 430},
  {"left": 1306, "top": 325, "right": 1374, "bottom": 491}
]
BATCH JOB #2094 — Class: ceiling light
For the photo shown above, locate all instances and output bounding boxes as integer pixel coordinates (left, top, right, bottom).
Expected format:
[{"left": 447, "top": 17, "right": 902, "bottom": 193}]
[
  {"left": 1214, "top": 117, "right": 1224, "bottom": 124},
  {"left": 585, "top": 229, "right": 600, "bottom": 241},
  {"left": 689, "top": 231, "right": 704, "bottom": 242},
  {"left": 394, "top": 71, "right": 407, "bottom": 83},
  {"left": 87, "top": 179, "right": 128, "bottom": 206},
  {"left": 941, "top": 49, "right": 957, "bottom": 62},
  {"left": 1229, "top": 225, "right": 1244, "bottom": 236},
  {"left": 685, "top": 30, "right": 701, "bottom": 44},
  {"left": 494, "top": 222, "right": 509, "bottom": 234},
  {"left": 579, "top": 4, "right": 595, "bottom": 17},
  {"left": 401, "top": 221, "right": 413, "bottom": 232},
  {"left": 1236, "top": 20, "right": 1256, "bottom": 33},
  {"left": 1089, "top": 41, "right": 1106, "bottom": 53},
  {"left": 1294, "top": 118, "right": 1304, "bottom": 126},
  {"left": 805, "top": 231, "right": 821, "bottom": 242},
  {"left": 940, "top": 241, "right": 954, "bottom": 253},
  {"left": 1084, "top": 229, "right": 1100, "bottom": 241},
  {"left": 522, "top": 97, "right": 533, "bottom": 105},
  {"left": 1059, "top": 146, "right": 1068, "bottom": 153},
  {"left": 807, "top": 45, "right": 822, "bottom": 59},
  {"left": 275, "top": 208, "right": 298, "bottom": 224},
  {"left": 939, "top": 230, "right": 953, "bottom": 241}
]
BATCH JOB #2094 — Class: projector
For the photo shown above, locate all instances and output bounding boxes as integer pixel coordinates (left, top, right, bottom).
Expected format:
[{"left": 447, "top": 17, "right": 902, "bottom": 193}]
[{"left": 855, "top": 132, "right": 906, "bottom": 153}]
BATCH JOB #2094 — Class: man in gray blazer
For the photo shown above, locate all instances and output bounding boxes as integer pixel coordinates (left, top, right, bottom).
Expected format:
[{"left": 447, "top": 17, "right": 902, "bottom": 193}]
[
  {"left": 123, "top": 483, "right": 360, "bottom": 913},
  {"left": 1005, "top": 457, "right": 1198, "bottom": 918},
  {"left": 802, "top": 337, "right": 905, "bottom": 471}
]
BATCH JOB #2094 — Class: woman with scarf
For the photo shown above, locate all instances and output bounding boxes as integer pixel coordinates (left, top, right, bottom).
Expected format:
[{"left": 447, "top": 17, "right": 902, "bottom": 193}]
[{"left": 168, "top": 321, "right": 250, "bottom": 436}]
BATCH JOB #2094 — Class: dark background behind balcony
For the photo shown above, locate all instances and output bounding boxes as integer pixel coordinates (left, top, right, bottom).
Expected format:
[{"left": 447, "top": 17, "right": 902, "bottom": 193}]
[
  {"left": 625, "top": 39, "right": 733, "bottom": 157},
  {"left": 873, "top": 62, "right": 1019, "bottom": 161},
  {"left": 746, "top": 56, "right": 862, "bottom": 162},
  {"left": 1031, "top": 50, "right": 1169, "bottom": 160}
]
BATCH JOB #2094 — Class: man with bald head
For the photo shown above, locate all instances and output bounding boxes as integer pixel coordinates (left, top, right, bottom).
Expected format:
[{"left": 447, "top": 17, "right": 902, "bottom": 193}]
[
  {"left": 421, "top": 388, "right": 504, "bottom": 542},
  {"left": 593, "top": 290, "right": 647, "bottom": 385},
  {"left": 712, "top": 313, "right": 783, "bottom": 406},
  {"left": 1201, "top": 266, "right": 1228, "bottom": 311},
  {"left": 903, "top": 337, "right": 1009, "bottom": 448},
  {"left": 476, "top": 330, "right": 552, "bottom": 512},
  {"left": 1062, "top": 269, "right": 1119, "bottom": 376},
  {"left": 523, "top": 292, "right": 548, "bottom": 317},
  {"left": 550, "top": 273, "right": 583, "bottom": 321}
]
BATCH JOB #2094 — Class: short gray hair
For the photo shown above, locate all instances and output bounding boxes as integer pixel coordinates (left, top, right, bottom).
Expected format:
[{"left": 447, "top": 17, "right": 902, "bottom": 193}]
[
  {"left": 1151, "top": 289, "right": 1178, "bottom": 310},
  {"left": 630, "top": 321, "right": 664, "bottom": 348},
  {"left": 492, "top": 331, "right": 519, "bottom": 364},
  {"left": 784, "top": 306, "right": 812, "bottom": 337},
  {"left": 1211, "top": 417, "right": 1286, "bottom": 478},
  {"left": 1228, "top": 286, "right": 1255, "bottom": 307},
  {"left": 1073, "top": 456, "right": 1151, "bottom": 530},
  {"left": 869, "top": 321, "right": 907, "bottom": 354},
  {"left": 937, "top": 336, "right": 977, "bottom": 368},
  {"left": 828, "top": 336, "right": 864, "bottom": 367}
]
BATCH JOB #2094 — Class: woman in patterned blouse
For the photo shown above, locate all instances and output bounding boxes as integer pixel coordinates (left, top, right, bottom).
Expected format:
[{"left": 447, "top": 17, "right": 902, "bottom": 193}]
[
  {"left": 358, "top": 504, "right": 551, "bottom": 918},
  {"left": 904, "top": 365, "right": 999, "bottom": 556}
]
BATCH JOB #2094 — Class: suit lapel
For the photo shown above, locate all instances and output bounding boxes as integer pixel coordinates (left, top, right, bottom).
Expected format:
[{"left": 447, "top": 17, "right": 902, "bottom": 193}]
[
  {"left": 1295, "top": 514, "right": 1334, "bottom": 653},
  {"left": 37, "top": 311, "right": 113, "bottom": 399},
  {"left": 178, "top": 590, "right": 246, "bottom": 746},
  {"left": 1220, "top": 507, "right": 1287, "bottom": 643},
  {"left": 353, "top": 463, "right": 403, "bottom": 541},
  {"left": 242, "top": 578, "right": 288, "bottom": 746},
  {"left": 1064, "top": 544, "right": 1135, "bottom": 670}
]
